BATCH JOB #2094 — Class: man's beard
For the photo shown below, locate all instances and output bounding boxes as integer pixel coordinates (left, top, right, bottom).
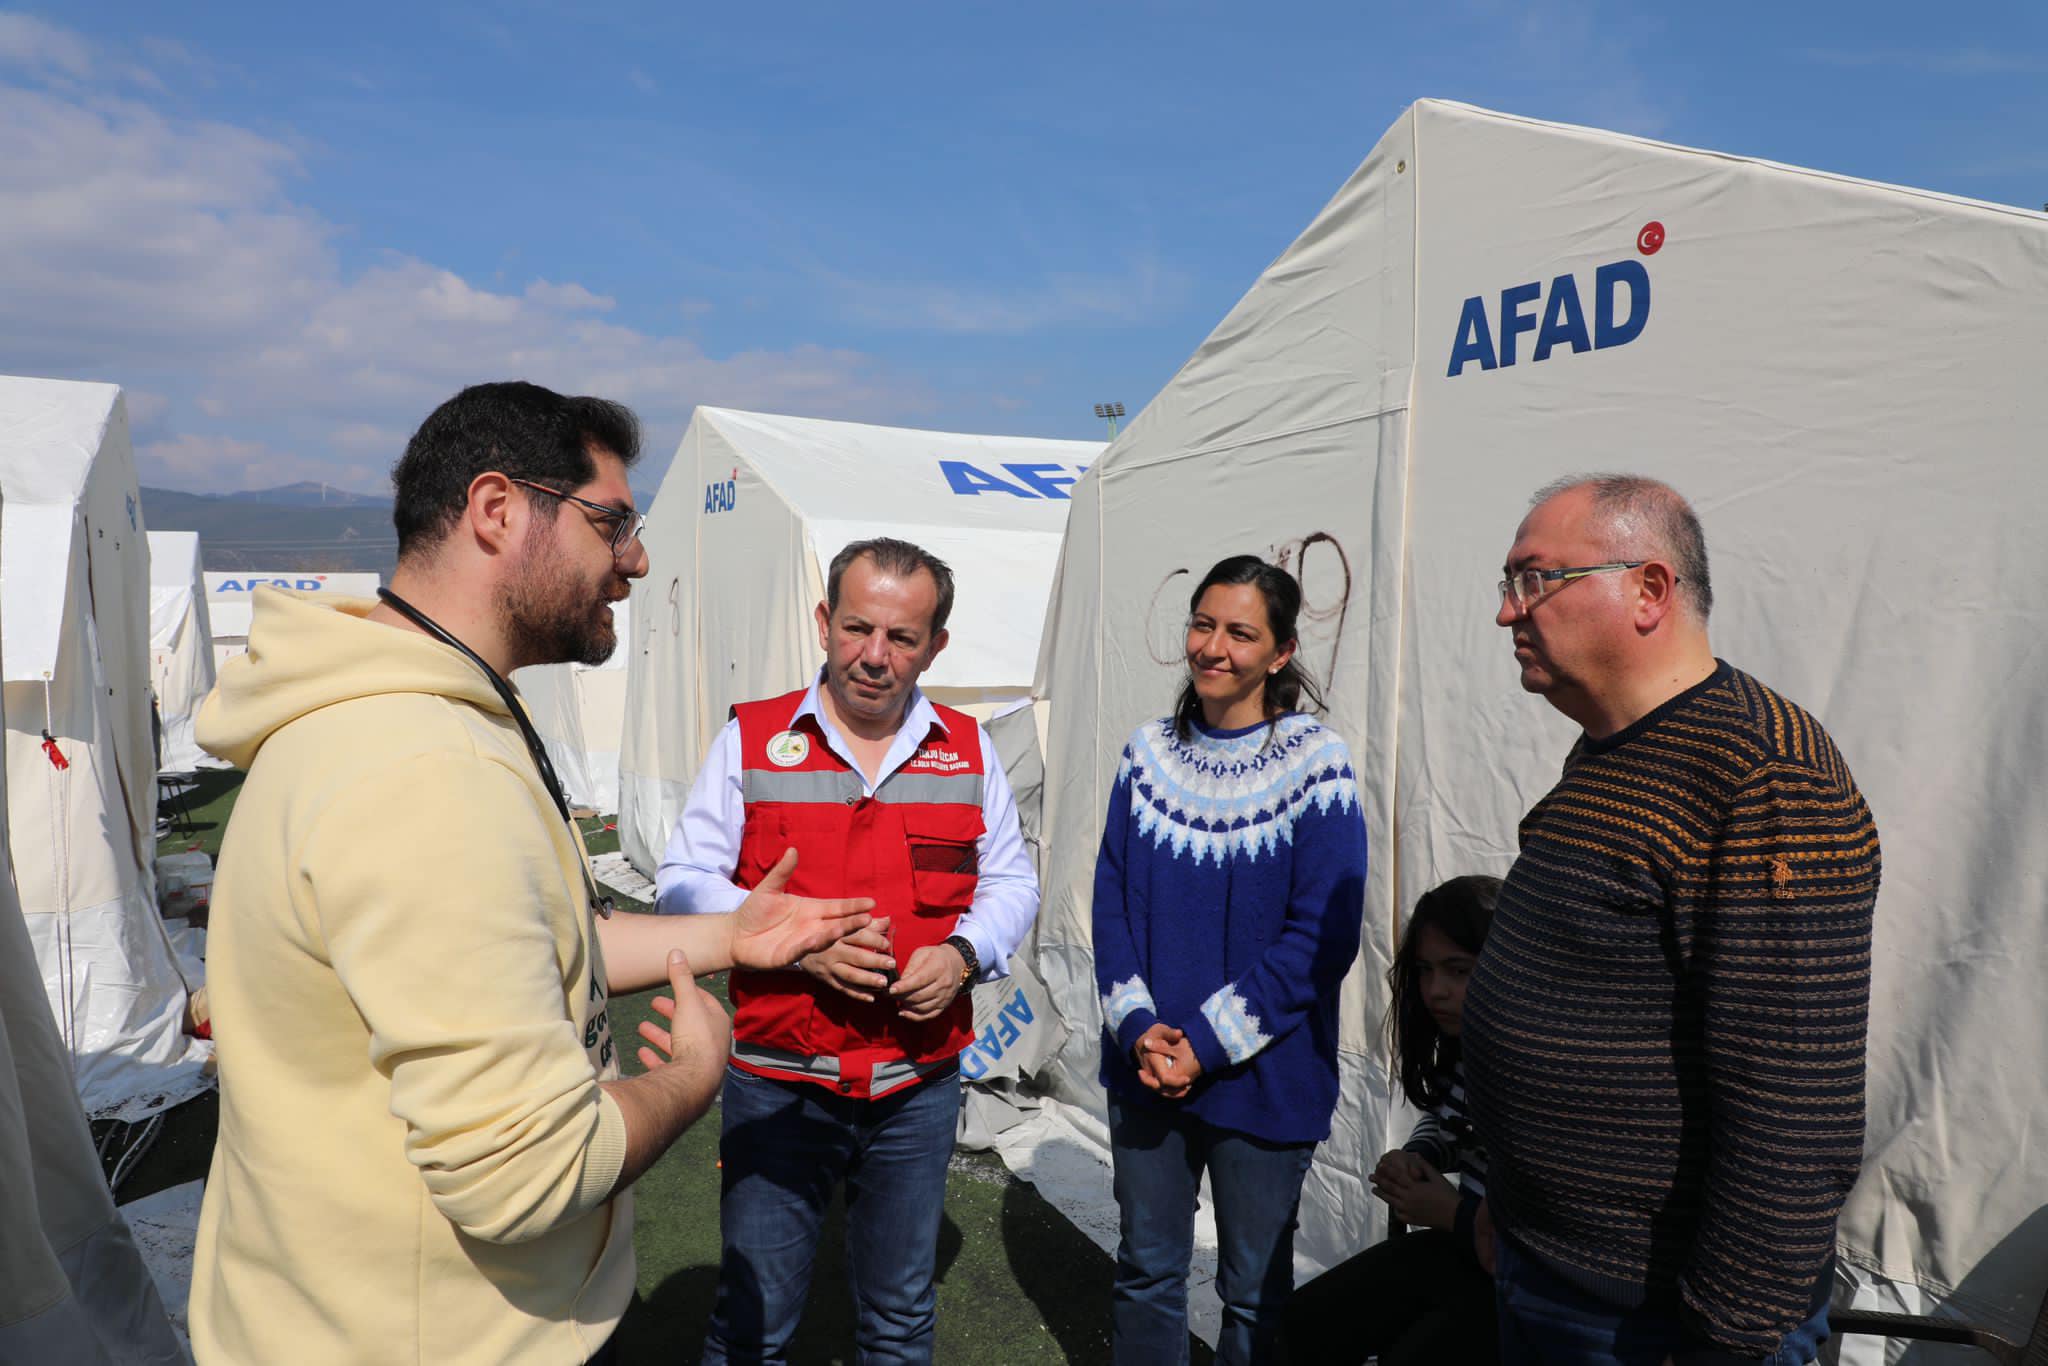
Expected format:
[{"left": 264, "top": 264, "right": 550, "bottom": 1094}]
[{"left": 499, "top": 521, "right": 618, "bottom": 668}]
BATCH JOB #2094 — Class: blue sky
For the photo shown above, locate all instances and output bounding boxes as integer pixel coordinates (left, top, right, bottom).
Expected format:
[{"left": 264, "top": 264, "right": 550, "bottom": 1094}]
[{"left": 2, "top": 2, "right": 2043, "bottom": 495}]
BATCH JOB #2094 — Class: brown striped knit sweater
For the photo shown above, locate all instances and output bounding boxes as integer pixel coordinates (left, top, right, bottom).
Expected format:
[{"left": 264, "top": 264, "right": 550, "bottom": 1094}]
[{"left": 1463, "top": 661, "right": 1880, "bottom": 1363}]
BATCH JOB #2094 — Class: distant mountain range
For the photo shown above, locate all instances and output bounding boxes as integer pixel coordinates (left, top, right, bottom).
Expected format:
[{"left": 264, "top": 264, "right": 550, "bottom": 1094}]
[
  {"left": 141, "top": 480, "right": 662, "bottom": 575},
  {"left": 208, "top": 481, "right": 394, "bottom": 508},
  {"left": 142, "top": 486, "right": 398, "bottom": 575}
]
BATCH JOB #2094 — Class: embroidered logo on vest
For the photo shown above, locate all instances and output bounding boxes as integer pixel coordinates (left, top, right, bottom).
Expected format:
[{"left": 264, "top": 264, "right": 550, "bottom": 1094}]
[{"left": 766, "top": 730, "right": 810, "bottom": 767}]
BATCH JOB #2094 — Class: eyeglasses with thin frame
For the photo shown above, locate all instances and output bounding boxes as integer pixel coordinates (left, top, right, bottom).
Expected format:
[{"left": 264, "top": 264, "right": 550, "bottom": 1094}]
[
  {"left": 508, "top": 477, "right": 646, "bottom": 560},
  {"left": 1497, "top": 561, "right": 1646, "bottom": 614}
]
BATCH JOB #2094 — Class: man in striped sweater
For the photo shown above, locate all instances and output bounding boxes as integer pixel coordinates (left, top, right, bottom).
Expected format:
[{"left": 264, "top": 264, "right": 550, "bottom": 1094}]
[{"left": 1463, "top": 475, "right": 1881, "bottom": 1366}]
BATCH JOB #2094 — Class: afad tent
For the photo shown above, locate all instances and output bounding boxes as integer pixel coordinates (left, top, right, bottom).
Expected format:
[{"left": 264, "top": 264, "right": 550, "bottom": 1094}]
[
  {"left": 513, "top": 597, "right": 632, "bottom": 815},
  {"left": 1, "top": 628, "right": 184, "bottom": 1357},
  {"left": 146, "top": 530, "right": 218, "bottom": 772},
  {"left": 204, "top": 570, "right": 382, "bottom": 671},
  {"left": 1031, "top": 101, "right": 2047, "bottom": 1345},
  {"left": 617, "top": 407, "right": 1099, "bottom": 876},
  {"left": 0, "top": 375, "right": 210, "bottom": 1120}
]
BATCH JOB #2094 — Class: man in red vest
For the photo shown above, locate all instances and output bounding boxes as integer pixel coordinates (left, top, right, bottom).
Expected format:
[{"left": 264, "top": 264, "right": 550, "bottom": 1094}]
[{"left": 657, "top": 536, "right": 1041, "bottom": 1364}]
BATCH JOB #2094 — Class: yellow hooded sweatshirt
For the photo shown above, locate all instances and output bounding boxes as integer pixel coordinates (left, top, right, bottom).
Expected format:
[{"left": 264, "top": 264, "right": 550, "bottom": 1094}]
[{"left": 191, "top": 589, "right": 632, "bottom": 1365}]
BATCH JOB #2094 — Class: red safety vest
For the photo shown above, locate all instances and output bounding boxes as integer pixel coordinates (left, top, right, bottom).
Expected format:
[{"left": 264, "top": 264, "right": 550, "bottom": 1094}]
[{"left": 728, "top": 688, "right": 985, "bottom": 1099}]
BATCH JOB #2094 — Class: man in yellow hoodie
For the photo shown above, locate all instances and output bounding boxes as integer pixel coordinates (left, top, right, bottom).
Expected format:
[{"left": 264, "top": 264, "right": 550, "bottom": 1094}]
[{"left": 191, "top": 382, "right": 870, "bottom": 1365}]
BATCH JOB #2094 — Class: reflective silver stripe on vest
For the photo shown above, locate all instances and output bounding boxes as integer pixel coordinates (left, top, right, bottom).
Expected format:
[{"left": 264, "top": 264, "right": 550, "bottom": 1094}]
[
  {"left": 740, "top": 768, "right": 983, "bottom": 807},
  {"left": 740, "top": 769, "right": 864, "bottom": 805},
  {"left": 732, "top": 1040, "right": 957, "bottom": 1093},
  {"left": 873, "top": 772, "right": 984, "bottom": 806}
]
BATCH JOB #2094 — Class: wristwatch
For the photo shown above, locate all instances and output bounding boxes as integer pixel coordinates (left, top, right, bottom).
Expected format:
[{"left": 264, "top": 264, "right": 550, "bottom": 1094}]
[{"left": 943, "top": 934, "right": 980, "bottom": 989}]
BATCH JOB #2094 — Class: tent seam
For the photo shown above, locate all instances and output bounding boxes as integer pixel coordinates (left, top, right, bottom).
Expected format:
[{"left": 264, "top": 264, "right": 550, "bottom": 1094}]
[
  {"left": 1108, "top": 406, "right": 1411, "bottom": 477},
  {"left": 1425, "top": 98, "right": 2048, "bottom": 225}
]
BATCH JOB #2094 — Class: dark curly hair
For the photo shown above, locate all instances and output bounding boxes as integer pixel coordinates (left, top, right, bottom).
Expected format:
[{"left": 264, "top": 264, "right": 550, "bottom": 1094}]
[{"left": 391, "top": 380, "right": 641, "bottom": 559}]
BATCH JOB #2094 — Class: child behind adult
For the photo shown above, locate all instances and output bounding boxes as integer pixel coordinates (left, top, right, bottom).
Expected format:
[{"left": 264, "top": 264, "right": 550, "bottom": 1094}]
[{"left": 1283, "top": 874, "right": 1503, "bottom": 1366}]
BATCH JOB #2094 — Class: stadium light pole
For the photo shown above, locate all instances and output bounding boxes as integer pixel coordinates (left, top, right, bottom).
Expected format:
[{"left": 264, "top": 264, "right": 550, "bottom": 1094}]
[{"left": 1093, "top": 401, "right": 1125, "bottom": 440}]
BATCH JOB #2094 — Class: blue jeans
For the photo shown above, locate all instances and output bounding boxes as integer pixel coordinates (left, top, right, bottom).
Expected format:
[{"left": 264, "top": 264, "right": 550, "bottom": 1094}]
[
  {"left": 701, "top": 1064, "right": 961, "bottom": 1366},
  {"left": 1107, "top": 1091, "right": 1316, "bottom": 1366},
  {"left": 1495, "top": 1234, "right": 1831, "bottom": 1366}
]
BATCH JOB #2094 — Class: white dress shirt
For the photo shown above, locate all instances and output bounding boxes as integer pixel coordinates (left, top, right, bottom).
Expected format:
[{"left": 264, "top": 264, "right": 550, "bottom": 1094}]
[{"left": 654, "top": 677, "right": 1041, "bottom": 980}]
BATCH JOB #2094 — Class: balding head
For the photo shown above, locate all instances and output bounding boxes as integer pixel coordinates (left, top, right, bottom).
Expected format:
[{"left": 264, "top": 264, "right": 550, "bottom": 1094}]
[{"left": 1530, "top": 474, "right": 1713, "bottom": 621}]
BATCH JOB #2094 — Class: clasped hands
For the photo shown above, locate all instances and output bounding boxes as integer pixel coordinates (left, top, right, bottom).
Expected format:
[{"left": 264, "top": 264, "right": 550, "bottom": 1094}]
[
  {"left": 1132, "top": 1022, "right": 1202, "bottom": 1099},
  {"left": 1371, "top": 1151, "right": 1499, "bottom": 1277},
  {"left": 1369, "top": 1149, "right": 1461, "bottom": 1232},
  {"left": 724, "top": 847, "right": 968, "bottom": 1022},
  {"left": 796, "top": 918, "right": 969, "bottom": 1023}
]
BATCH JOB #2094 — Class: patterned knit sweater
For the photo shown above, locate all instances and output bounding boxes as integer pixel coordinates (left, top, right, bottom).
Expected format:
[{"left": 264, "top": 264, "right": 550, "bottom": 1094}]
[
  {"left": 1463, "top": 662, "right": 1880, "bottom": 1364},
  {"left": 1092, "top": 712, "right": 1368, "bottom": 1144}
]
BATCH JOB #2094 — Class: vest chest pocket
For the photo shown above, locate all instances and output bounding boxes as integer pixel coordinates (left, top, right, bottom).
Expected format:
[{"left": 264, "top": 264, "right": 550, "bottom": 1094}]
[
  {"left": 736, "top": 809, "right": 788, "bottom": 886},
  {"left": 903, "top": 810, "right": 984, "bottom": 913}
]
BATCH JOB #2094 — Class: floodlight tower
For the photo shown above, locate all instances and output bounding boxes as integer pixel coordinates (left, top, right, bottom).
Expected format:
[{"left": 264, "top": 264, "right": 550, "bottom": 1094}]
[{"left": 1093, "top": 401, "right": 1125, "bottom": 440}]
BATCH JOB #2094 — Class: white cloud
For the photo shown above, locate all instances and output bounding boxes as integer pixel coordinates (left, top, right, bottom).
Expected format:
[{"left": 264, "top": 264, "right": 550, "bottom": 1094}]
[
  {"left": 139, "top": 432, "right": 383, "bottom": 493},
  {"left": 1505, "top": 1, "right": 1669, "bottom": 138},
  {"left": 0, "top": 18, "right": 929, "bottom": 494},
  {"left": 525, "top": 279, "right": 616, "bottom": 313},
  {"left": 124, "top": 387, "right": 171, "bottom": 435},
  {"left": 135, "top": 35, "right": 222, "bottom": 87},
  {"left": 826, "top": 252, "right": 1190, "bottom": 335},
  {"left": 0, "top": 12, "right": 92, "bottom": 80},
  {"left": 332, "top": 422, "right": 403, "bottom": 454}
]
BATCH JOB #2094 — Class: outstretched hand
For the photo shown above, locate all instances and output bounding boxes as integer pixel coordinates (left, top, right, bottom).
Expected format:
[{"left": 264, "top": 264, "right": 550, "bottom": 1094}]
[
  {"left": 636, "top": 948, "right": 731, "bottom": 1081},
  {"left": 729, "top": 848, "right": 874, "bottom": 970}
]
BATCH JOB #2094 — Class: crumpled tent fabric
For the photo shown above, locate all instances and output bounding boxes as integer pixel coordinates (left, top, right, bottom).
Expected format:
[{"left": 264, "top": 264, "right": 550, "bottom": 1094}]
[
  {"left": 1030, "top": 101, "right": 2048, "bottom": 1347},
  {"left": 2, "top": 476, "right": 189, "bottom": 1363},
  {"left": 513, "top": 599, "right": 631, "bottom": 815},
  {"left": 616, "top": 407, "right": 1099, "bottom": 876},
  {"left": 0, "top": 375, "right": 210, "bottom": 1122}
]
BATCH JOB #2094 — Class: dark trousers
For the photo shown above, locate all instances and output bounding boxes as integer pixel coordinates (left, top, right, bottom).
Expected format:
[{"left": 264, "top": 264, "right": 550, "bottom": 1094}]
[
  {"left": 1284, "top": 1227, "right": 1499, "bottom": 1366},
  {"left": 1493, "top": 1235, "right": 1831, "bottom": 1366}
]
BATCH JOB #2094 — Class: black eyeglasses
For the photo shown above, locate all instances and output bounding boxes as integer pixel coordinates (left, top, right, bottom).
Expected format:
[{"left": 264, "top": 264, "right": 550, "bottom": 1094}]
[
  {"left": 509, "top": 477, "right": 646, "bottom": 560},
  {"left": 1497, "top": 561, "right": 1646, "bottom": 614}
]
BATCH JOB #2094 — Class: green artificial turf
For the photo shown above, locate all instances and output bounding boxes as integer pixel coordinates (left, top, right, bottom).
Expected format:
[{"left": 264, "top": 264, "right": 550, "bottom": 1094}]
[{"left": 138, "top": 775, "right": 1212, "bottom": 1363}]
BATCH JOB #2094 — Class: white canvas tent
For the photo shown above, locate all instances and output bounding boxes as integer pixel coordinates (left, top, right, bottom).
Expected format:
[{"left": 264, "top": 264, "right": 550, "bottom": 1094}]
[
  {"left": 1, "top": 376, "right": 210, "bottom": 1121},
  {"left": 146, "top": 532, "right": 216, "bottom": 773},
  {"left": 2, "top": 606, "right": 186, "bottom": 1358},
  {"left": 203, "top": 571, "right": 381, "bottom": 672},
  {"left": 1030, "top": 101, "right": 2048, "bottom": 1347},
  {"left": 513, "top": 598, "right": 632, "bottom": 815},
  {"left": 617, "top": 407, "right": 1098, "bottom": 875}
]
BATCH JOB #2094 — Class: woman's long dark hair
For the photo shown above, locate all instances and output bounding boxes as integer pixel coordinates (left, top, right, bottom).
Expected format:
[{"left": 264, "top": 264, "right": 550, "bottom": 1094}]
[
  {"left": 1386, "top": 875, "right": 1500, "bottom": 1111},
  {"left": 1173, "top": 554, "right": 1326, "bottom": 741}
]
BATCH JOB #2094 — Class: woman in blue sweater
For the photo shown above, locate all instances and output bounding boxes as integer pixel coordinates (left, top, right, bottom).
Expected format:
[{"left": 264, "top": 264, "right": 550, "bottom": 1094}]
[{"left": 1093, "top": 554, "right": 1369, "bottom": 1365}]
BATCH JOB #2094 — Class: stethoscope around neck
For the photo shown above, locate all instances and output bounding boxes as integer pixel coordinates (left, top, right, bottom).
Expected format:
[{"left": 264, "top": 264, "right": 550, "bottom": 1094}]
[{"left": 377, "top": 587, "right": 616, "bottom": 917}]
